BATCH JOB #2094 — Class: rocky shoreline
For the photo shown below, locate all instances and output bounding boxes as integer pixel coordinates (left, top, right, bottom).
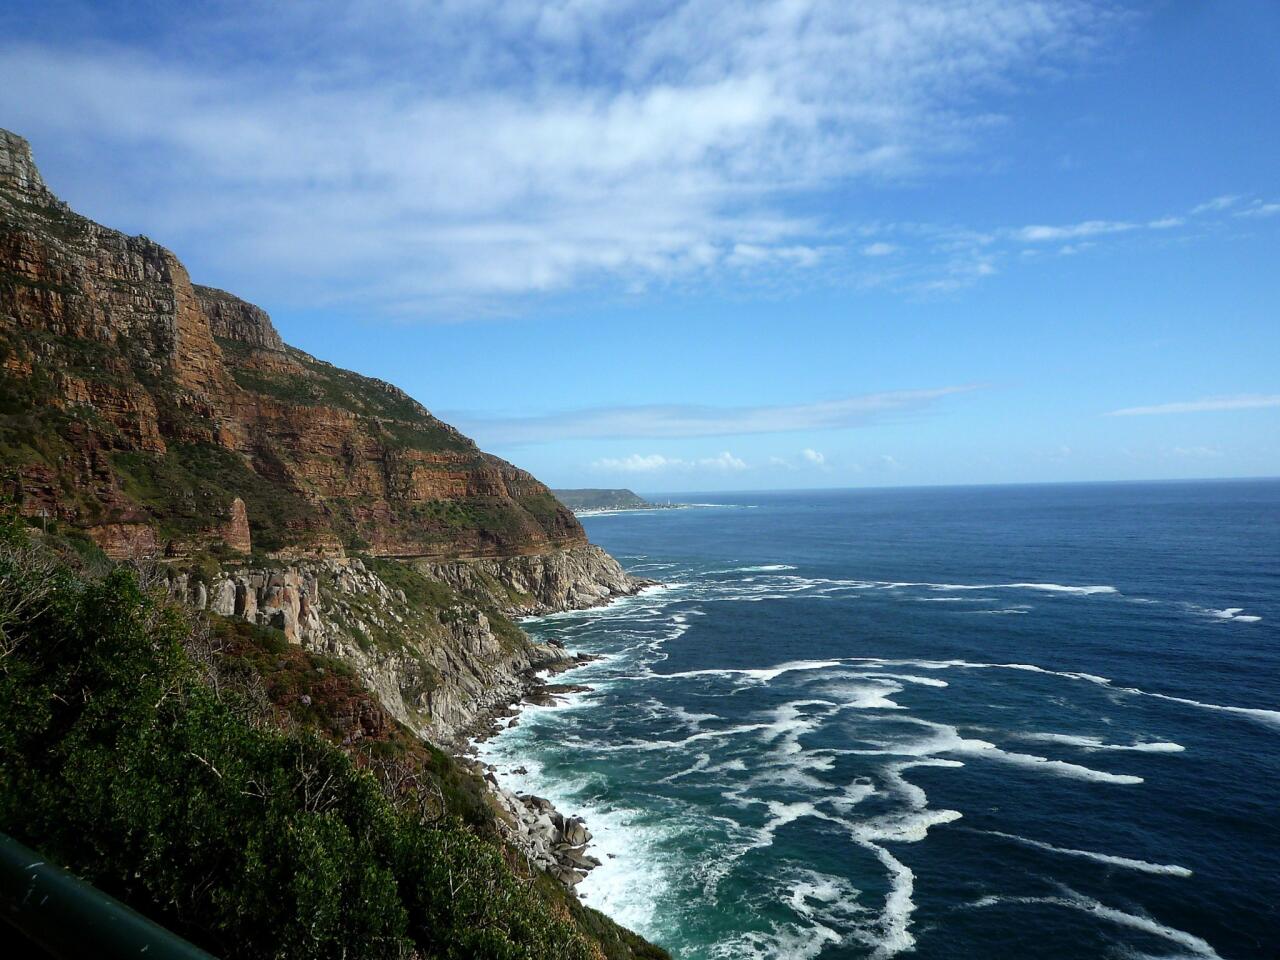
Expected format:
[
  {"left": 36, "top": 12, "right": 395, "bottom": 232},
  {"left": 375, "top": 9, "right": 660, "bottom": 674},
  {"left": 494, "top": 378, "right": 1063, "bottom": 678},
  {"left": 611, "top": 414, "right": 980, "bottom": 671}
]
[
  {"left": 462, "top": 583, "right": 664, "bottom": 893},
  {"left": 465, "top": 657, "right": 605, "bottom": 889}
]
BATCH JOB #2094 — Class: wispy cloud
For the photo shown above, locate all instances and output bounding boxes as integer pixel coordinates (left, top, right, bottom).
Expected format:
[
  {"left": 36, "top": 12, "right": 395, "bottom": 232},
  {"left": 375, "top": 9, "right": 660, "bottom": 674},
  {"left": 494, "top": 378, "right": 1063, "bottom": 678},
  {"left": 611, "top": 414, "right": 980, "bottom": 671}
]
[
  {"left": 801, "top": 448, "right": 826, "bottom": 466},
  {"left": 0, "top": 0, "right": 1112, "bottom": 315},
  {"left": 1015, "top": 220, "right": 1137, "bottom": 243},
  {"left": 1237, "top": 201, "right": 1280, "bottom": 219},
  {"left": 450, "top": 385, "right": 978, "bottom": 445},
  {"left": 1106, "top": 394, "right": 1280, "bottom": 417},
  {"left": 592, "top": 451, "right": 746, "bottom": 474},
  {"left": 1192, "top": 195, "right": 1239, "bottom": 214},
  {"left": 861, "top": 242, "right": 899, "bottom": 257}
]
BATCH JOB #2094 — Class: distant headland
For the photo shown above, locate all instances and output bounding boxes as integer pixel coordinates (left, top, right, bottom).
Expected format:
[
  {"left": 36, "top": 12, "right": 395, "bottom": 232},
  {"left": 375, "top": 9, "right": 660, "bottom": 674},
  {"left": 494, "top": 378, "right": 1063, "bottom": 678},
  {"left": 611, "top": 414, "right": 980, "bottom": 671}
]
[{"left": 553, "top": 488, "right": 685, "bottom": 515}]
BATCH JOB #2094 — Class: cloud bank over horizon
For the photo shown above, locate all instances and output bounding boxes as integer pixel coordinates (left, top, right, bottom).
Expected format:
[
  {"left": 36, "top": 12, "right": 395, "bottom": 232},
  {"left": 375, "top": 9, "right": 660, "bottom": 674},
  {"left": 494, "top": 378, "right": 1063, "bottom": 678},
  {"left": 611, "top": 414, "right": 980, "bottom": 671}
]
[
  {"left": 1106, "top": 395, "right": 1280, "bottom": 417},
  {"left": 446, "top": 386, "right": 978, "bottom": 446}
]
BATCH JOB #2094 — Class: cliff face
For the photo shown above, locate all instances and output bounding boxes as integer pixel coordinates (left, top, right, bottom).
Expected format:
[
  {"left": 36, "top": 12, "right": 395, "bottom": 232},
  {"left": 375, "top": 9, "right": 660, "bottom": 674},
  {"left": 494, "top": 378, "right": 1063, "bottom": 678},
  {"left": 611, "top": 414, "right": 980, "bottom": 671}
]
[
  {"left": 165, "top": 555, "right": 578, "bottom": 742},
  {"left": 0, "top": 128, "right": 584, "bottom": 563}
]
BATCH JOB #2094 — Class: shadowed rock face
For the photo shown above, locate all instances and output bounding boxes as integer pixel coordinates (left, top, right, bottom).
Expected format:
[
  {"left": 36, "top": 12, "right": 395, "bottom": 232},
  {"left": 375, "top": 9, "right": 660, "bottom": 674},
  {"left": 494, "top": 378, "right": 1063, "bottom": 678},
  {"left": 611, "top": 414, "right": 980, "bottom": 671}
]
[{"left": 0, "top": 128, "right": 584, "bottom": 562}]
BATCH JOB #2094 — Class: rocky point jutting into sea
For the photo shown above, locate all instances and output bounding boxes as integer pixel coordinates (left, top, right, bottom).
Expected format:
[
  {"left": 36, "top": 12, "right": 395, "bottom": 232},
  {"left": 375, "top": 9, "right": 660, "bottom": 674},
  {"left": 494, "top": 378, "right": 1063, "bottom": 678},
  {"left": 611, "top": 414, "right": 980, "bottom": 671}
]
[{"left": 0, "top": 127, "right": 664, "bottom": 954}]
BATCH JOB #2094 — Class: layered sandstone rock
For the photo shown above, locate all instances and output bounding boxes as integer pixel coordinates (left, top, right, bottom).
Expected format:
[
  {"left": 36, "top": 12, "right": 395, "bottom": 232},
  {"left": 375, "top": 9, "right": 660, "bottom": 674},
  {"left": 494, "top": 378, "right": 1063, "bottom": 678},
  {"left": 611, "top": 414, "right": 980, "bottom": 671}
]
[{"left": 0, "top": 128, "right": 585, "bottom": 564}]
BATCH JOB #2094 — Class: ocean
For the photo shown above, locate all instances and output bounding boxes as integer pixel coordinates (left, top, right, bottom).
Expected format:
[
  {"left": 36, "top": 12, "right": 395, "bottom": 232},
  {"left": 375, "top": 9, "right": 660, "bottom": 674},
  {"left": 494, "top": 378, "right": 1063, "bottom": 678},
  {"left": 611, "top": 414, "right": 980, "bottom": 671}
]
[{"left": 477, "top": 480, "right": 1280, "bottom": 959}]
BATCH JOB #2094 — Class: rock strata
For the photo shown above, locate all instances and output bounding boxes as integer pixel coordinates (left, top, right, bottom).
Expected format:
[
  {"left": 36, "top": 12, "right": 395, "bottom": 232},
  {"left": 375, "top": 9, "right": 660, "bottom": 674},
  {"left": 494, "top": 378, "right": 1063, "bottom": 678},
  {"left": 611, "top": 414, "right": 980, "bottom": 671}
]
[{"left": 0, "top": 127, "right": 588, "bottom": 562}]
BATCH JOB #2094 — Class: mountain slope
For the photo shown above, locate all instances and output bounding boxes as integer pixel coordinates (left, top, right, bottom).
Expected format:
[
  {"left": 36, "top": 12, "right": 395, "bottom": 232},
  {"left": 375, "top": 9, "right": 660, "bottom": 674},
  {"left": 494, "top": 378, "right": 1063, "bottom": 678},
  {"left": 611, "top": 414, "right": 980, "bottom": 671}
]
[{"left": 0, "top": 127, "right": 580, "bottom": 563}]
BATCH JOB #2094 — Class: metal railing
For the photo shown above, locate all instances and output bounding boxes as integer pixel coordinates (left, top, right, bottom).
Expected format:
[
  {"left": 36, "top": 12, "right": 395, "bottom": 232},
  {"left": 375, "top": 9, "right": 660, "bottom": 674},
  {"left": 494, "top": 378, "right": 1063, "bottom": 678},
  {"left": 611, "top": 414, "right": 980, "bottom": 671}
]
[{"left": 0, "top": 832, "right": 219, "bottom": 959}]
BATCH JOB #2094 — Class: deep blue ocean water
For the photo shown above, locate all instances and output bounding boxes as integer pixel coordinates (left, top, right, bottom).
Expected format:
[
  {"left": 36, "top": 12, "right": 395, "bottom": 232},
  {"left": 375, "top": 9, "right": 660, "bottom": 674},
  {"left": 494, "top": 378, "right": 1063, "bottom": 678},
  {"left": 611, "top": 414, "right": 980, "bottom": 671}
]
[{"left": 478, "top": 481, "right": 1280, "bottom": 959}]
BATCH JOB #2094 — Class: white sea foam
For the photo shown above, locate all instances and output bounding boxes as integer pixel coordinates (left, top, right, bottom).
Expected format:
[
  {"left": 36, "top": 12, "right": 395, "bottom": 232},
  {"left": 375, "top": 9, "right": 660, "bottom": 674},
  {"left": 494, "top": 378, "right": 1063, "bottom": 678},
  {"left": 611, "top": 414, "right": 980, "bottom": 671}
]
[
  {"left": 862, "top": 840, "right": 917, "bottom": 958},
  {"left": 709, "top": 563, "right": 798, "bottom": 573},
  {"left": 786, "top": 868, "right": 866, "bottom": 921},
  {"left": 843, "top": 657, "right": 1280, "bottom": 731},
  {"left": 813, "top": 678, "right": 906, "bottom": 710},
  {"left": 657, "top": 659, "right": 847, "bottom": 683},
  {"left": 981, "top": 830, "right": 1193, "bottom": 877},
  {"left": 1199, "top": 605, "right": 1263, "bottom": 623},
  {"left": 1022, "top": 733, "right": 1185, "bottom": 753},
  {"left": 711, "top": 921, "right": 841, "bottom": 960},
  {"left": 968, "top": 890, "right": 1223, "bottom": 958},
  {"left": 996, "top": 582, "right": 1118, "bottom": 595},
  {"left": 884, "top": 581, "right": 1120, "bottom": 596},
  {"left": 827, "top": 777, "right": 878, "bottom": 815},
  {"left": 838, "top": 671, "right": 948, "bottom": 689},
  {"left": 657, "top": 752, "right": 713, "bottom": 784},
  {"left": 965, "top": 743, "right": 1144, "bottom": 784},
  {"left": 856, "top": 718, "right": 1144, "bottom": 784}
]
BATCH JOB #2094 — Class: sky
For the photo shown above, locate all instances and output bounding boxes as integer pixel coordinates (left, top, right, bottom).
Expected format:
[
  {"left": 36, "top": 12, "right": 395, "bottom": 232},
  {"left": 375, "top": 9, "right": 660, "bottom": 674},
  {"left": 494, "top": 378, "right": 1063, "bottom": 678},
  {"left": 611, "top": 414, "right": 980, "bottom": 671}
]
[{"left": 2, "top": 0, "right": 1277, "bottom": 492}]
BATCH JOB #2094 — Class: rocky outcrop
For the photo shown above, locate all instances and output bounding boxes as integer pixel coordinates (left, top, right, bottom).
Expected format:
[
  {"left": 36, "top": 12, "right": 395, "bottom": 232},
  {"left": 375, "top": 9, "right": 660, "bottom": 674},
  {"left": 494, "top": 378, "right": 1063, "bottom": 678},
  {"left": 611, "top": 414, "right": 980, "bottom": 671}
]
[
  {"left": 487, "top": 785, "right": 601, "bottom": 887},
  {"left": 0, "top": 130, "right": 49, "bottom": 194},
  {"left": 418, "top": 543, "right": 654, "bottom": 615},
  {"left": 168, "top": 556, "right": 578, "bottom": 742},
  {"left": 194, "top": 284, "right": 285, "bottom": 351},
  {"left": 221, "top": 497, "right": 252, "bottom": 554}
]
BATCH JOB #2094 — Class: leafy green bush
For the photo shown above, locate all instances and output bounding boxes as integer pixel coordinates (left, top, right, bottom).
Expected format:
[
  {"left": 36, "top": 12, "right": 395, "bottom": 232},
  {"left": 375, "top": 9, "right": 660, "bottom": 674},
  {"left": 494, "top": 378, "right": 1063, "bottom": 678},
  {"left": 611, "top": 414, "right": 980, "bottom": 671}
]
[{"left": 0, "top": 524, "right": 611, "bottom": 960}]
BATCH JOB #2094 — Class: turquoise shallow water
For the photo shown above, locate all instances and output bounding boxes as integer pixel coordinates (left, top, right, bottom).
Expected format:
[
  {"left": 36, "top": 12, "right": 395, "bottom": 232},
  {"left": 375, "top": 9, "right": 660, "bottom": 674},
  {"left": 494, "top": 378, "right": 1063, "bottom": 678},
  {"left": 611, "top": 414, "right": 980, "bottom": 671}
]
[{"left": 477, "top": 481, "right": 1280, "bottom": 959}]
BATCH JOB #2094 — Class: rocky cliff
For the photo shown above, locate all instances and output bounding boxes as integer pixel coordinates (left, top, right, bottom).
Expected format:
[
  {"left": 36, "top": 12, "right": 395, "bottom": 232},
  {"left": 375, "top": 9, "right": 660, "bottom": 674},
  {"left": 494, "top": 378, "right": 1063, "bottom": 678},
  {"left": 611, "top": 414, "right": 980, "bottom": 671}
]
[
  {"left": 0, "top": 126, "right": 648, "bottom": 730},
  {"left": 0, "top": 128, "right": 587, "bottom": 565},
  {"left": 163, "top": 553, "right": 583, "bottom": 742}
]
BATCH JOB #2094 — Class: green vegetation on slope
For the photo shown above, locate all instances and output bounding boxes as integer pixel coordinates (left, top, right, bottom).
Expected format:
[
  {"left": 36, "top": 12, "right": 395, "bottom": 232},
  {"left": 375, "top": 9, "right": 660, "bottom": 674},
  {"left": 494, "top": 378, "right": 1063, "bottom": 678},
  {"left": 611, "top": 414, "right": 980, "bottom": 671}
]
[
  {"left": 552, "top": 489, "right": 656, "bottom": 511},
  {"left": 0, "top": 521, "right": 668, "bottom": 960},
  {"left": 112, "top": 443, "right": 318, "bottom": 552}
]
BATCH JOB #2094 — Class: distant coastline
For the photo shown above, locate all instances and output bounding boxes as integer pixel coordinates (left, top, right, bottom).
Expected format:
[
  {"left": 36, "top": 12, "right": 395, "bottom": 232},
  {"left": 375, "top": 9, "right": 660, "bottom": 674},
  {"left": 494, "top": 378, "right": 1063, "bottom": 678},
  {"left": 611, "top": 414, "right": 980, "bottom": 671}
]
[{"left": 553, "top": 488, "right": 688, "bottom": 516}]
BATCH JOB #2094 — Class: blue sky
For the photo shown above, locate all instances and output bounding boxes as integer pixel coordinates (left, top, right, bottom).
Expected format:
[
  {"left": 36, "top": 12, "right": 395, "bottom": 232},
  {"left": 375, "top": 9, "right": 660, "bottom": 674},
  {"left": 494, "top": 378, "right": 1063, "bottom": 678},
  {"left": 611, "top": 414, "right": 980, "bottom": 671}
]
[{"left": 2, "top": 1, "right": 1277, "bottom": 491}]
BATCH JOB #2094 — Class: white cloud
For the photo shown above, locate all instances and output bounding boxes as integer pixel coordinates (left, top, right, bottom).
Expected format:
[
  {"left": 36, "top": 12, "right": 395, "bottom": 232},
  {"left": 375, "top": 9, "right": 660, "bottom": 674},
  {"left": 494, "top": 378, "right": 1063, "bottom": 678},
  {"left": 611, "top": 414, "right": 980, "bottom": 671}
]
[
  {"left": 1192, "top": 195, "right": 1239, "bottom": 214},
  {"left": 0, "top": 1, "right": 1112, "bottom": 315},
  {"left": 452, "top": 385, "right": 977, "bottom": 445},
  {"left": 1015, "top": 220, "right": 1137, "bottom": 243},
  {"left": 703, "top": 451, "right": 747, "bottom": 471},
  {"left": 592, "top": 450, "right": 746, "bottom": 473},
  {"left": 1106, "top": 394, "right": 1280, "bottom": 416},
  {"left": 801, "top": 448, "right": 826, "bottom": 465},
  {"left": 861, "top": 242, "right": 898, "bottom": 257},
  {"left": 1237, "top": 201, "right": 1280, "bottom": 219},
  {"left": 590, "top": 453, "right": 675, "bottom": 472}
]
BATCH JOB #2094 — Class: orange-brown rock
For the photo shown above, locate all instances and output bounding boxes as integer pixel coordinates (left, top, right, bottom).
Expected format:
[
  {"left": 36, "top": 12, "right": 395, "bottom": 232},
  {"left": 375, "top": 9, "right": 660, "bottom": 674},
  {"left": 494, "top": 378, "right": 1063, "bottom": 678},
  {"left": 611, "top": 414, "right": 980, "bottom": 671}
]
[
  {"left": 222, "top": 497, "right": 252, "bottom": 554},
  {"left": 0, "top": 128, "right": 585, "bottom": 562}
]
